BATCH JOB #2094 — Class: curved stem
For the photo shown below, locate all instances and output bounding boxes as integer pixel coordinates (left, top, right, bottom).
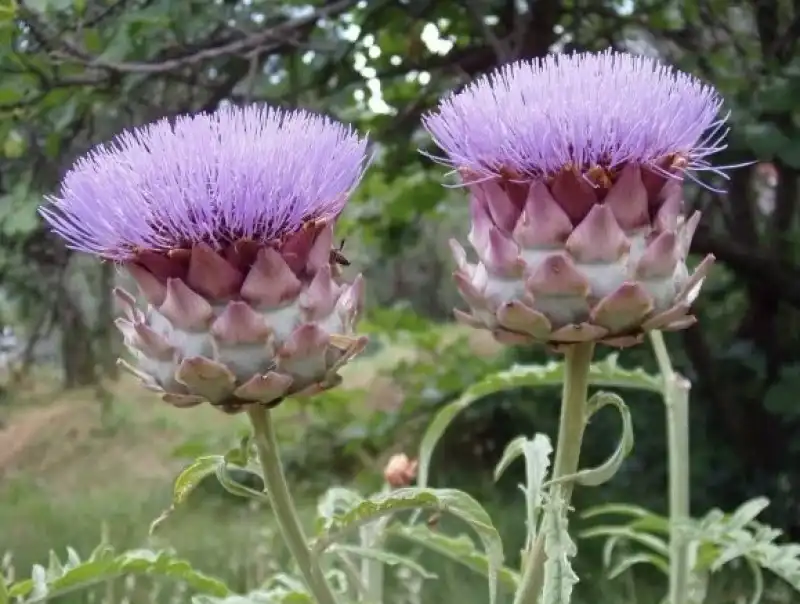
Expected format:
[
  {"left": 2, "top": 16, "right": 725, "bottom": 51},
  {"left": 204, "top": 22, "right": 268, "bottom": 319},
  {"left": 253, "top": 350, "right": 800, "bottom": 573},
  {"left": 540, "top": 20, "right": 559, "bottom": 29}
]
[
  {"left": 649, "top": 331, "right": 691, "bottom": 604},
  {"left": 513, "top": 341, "right": 595, "bottom": 604},
  {"left": 247, "top": 406, "right": 339, "bottom": 604}
]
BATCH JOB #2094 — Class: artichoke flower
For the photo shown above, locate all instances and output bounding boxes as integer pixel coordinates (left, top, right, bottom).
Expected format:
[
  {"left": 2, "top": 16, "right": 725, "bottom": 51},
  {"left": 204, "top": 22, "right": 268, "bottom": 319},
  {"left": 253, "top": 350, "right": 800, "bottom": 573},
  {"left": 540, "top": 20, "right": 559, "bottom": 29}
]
[
  {"left": 41, "top": 105, "right": 369, "bottom": 413},
  {"left": 423, "top": 51, "right": 726, "bottom": 348}
]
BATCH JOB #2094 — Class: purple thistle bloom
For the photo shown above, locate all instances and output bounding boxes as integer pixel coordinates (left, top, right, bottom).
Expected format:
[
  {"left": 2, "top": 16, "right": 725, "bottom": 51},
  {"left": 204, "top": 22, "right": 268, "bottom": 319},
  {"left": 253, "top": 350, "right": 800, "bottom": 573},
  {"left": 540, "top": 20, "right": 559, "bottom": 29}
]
[
  {"left": 422, "top": 50, "right": 726, "bottom": 182},
  {"left": 428, "top": 50, "right": 725, "bottom": 349},
  {"left": 38, "top": 104, "right": 370, "bottom": 414},
  {"left": 41, "top": 104, "right": 369, "bottom": 261}
]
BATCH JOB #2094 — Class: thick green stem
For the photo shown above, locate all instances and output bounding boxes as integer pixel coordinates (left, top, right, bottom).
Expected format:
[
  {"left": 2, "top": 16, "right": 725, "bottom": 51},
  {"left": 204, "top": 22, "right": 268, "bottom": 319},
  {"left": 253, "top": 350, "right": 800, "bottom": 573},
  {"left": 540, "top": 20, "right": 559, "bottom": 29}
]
[
  {"left": 649, "top": 331, "right": 691, "bottom": 604},
  {"left": 247, "top": 406, "right": 339, "bottom": 604},
  {"left": 513, "top": 341, "right": 595, "bottom": 604}
]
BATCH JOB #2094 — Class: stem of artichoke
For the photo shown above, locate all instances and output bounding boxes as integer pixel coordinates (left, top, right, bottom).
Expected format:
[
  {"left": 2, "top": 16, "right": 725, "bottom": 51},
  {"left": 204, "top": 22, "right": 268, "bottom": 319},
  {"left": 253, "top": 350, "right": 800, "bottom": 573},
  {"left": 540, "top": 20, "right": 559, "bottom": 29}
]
[
  {"left": 649, "top": 331, "right": 691, "bottom": 604},
  {"left": 513, "top": 341, "right": 595, "bottom": 604},
  {"left": 247, "top": 405, "right": 340, "bottom": 604}
]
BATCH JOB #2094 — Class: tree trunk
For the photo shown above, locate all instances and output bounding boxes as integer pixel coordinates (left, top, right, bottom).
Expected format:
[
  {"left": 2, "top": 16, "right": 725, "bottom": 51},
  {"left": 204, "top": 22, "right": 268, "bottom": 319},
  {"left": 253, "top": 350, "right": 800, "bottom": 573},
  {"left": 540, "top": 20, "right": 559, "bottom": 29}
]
[
  {"left": 60, "top": 293, "right": 97, "bottom": 388},
  {"left": 96, "top": 262, "right": 119, "bottom": 379}
]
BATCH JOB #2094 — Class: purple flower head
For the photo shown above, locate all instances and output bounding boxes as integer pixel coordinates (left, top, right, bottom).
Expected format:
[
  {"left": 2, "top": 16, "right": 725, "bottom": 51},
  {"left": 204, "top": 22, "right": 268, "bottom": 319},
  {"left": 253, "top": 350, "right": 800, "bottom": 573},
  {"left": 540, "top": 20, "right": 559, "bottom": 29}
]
[
  {"left": 41, "top": 104, "right": 369, "bottom": 260},
  {"left": 422, "top": 50, "right": 726, "bottom": 182}
]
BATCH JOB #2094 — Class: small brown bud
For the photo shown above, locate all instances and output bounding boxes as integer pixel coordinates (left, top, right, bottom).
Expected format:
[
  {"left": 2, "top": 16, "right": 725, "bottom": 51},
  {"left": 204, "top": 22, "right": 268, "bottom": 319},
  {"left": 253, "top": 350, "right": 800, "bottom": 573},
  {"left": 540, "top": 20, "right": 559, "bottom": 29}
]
[{"left": 383, "top": 453, "right": 418, "bottom": 488}]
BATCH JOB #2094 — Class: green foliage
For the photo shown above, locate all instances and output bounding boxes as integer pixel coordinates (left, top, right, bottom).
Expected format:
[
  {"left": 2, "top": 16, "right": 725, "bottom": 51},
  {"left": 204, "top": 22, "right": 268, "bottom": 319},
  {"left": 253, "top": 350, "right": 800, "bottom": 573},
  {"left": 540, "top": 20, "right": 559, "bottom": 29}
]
[
  {"left": 389, "top": 524, "right": 520, "bottom": 592},
  {"left": 417, "top": 355, "right": 660, "bottom": 489},
  {"left": 7, "top": 546, "right": 230, "bottom": 603},
  {"left": 581, "top": 498, "right": 800, "bottom": 602},
  {"left": 314, "top": 486, "right": 504, "bottom": 604},
  {"left": 553, "top": 392, "right": 634, "bottom": 489},
  {"left": 541, "top": 494, "right": 579, "bottom": 604},
  {"left": 494, "top": 434, "right": 553, "bottom": 548},
  {"left": 327, "top": 543, "right": 437, "bottom": 580}
]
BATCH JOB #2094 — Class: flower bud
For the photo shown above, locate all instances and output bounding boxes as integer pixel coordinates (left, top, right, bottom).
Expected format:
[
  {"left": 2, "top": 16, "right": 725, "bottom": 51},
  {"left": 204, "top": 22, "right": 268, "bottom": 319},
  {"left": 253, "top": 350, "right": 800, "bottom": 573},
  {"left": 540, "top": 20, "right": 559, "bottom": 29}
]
[{"left": 384, "top": 453, "right": 418, "bottom": 488}]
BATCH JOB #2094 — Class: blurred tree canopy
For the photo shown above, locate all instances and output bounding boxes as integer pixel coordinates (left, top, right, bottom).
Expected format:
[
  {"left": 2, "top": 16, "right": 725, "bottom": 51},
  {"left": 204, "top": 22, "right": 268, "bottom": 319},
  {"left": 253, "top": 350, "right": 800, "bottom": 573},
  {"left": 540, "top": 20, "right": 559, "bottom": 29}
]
[{"left": 2, "top": 0, "right": 800, "bottom": 534}]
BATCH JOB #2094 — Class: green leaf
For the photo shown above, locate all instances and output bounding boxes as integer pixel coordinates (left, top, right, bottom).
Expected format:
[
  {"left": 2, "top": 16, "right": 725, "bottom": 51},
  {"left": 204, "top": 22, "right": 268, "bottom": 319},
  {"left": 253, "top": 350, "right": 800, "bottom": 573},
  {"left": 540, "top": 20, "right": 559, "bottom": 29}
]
[
  {"left": 327, "top": 544, "right": 437, "bottom": 579},
  {"left": 549, "top": 392, "right": 634, "bottom": 488},
  {"left": 214, "top": 461, "right": 268, "bottom": 503},
  {"left": 47, "top": 551, "right": 63, "bottom": 578},
  {"left": 9, "top": 548, "right": 230, "bottom": 602},
  {"left": 173, "top": 456, "right": 222, "bottom": 505},
  {"left": 607, "top": 552, "right": 669, "bottom": 579},
  {"left": 581, "top": 503, "right": 656, "bottom": 521},
  {"left": 0, "top": 0, "right": 15, "bottom": 22},
  {"left": 579, "top": 526, "right": 670, "bottom": 558},
  {"left": 417, "top": 355, "right": 660, "bottom": 488},
  {"left": 541, "top": 494, "right": 578, "bottom": 604},
  {"left": 0, "top": 86, "right": 20, "bottom": 104},
  {"left": 390, "top": 524, "right": 520, "bottom": 592},
  {"left": 493, "top": 436, "right": 529, "bottom": 482},
  {"left": 3, "top": 129, "right": 25, "bottom": 158},
  {"left": 193, "top": 586, "right": 313, "bottom": 604},
  {"left": 494, "top": 433, "right": 553, "bottom": 546},
  {"left": 313, "top": 487, "right": 504, "bottom": 604},
  {"left": 727, "top": 497, "right": 770, "bottom": 531},
  {"left": 98, "top": 25, "right": 133, "bottom": 61},
  {"left": 317, "top": 487, "right": 365, "bottom": 528}
]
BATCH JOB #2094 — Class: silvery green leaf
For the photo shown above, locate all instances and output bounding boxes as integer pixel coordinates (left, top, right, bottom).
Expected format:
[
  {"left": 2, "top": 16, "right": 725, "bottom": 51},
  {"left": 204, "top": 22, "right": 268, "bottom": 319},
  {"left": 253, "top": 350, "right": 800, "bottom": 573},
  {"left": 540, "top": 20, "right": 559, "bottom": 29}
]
[
  {"left": 607, "top": 552, "right": 669, "bottom": 579},
  {"left": 327, "top": 543, "right": 437, "bottom": 580},
  {"left": 313, "top": 487, "right": 503, "bottom": 604},
  {"left": 494, "top": 433, "right": 553, "bottom": 546},
  {"left": 548, "top": 392, "right": 633, "bottom": 488},
  {"left": 8, "top": 548, "right": 230, "bottom": 602},
  {"left": 540, "top": 494, "right": 578, "bottom": 604},
  {"left": 390, "top": 524, "right": 520, "bottom": 592},
  {"left": 316, "top": 487, "right": 365, "bottom": 531}
]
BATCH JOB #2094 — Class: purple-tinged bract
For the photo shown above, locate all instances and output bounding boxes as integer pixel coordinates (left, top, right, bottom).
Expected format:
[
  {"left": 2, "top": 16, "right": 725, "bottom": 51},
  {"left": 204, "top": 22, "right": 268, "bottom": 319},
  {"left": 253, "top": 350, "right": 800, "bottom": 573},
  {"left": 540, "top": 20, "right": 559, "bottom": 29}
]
[
  {"left": 40, "top": 104, "right": 370, "bottom": 414},
  {"left": 423, "top": 50, "right": 725, "bottom": 180},
  {"left": 423, "top": 51, "right": 725, "bottom": 350},
  {"left": 42, "top": 104, "right": 368, "bottom": 260}
]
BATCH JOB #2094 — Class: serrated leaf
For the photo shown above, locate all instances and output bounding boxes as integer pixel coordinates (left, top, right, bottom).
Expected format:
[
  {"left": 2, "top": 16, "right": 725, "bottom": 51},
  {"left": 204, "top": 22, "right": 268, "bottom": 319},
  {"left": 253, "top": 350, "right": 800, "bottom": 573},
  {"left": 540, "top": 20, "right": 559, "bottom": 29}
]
[
  {"left": 494, "top": 433, "right": 552, "bottom": 546},
  {"left": 417, "top": 355, "right": 660, "bottom": 488},
  {"left": 313, "top": 487, "right": 504, "bottom": 604},
  {"left": 30, "top": 565, "right": 47, "bottom": 600},
  {"left": 45, "top": 552, "right": 59, "bottom": 578},
  {"left": 541, "top": 494, "right": 578, "bottom": 604},
  {"left": 328, "top": 543, "right": 437, "bottom": 579},
  {"left": 65, "top": 548, "right": 81, "bottom": 569},
  {"left": 9, "top": 548, "right": 230, "bottom": 602},
  {"left": 390, "top": 524, "right": 520, "bottom": 592},
  {"left": 549, "top": 392, "right": 633, "bottom": 488},
  {"left": 317, "top": 487, "right": 365, "bottom": 527}
]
